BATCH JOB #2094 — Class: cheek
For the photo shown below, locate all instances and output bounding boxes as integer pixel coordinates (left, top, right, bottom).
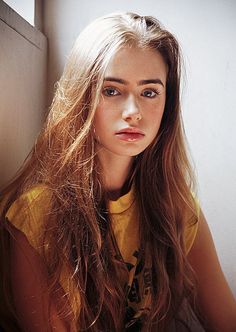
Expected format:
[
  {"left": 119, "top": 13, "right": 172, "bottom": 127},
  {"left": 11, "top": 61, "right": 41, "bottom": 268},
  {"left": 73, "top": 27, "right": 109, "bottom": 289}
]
[
  {"left": 149, "top": 106, "right": 165, "bottom": 124},
  {"left": 93, "top": 109, "right": 102, "bottom": 136},
  {"left": 148, "top": 107, "right": 165, "bottom": 134},
  {"left": 146, "top": 96, "right": 165, "bottom": 118},
  {"left": 93, "top": 106, "right": 112, "bottom": 135},
  {"left": 94, "top": 101, "right": 118, "bottom": 126},
  {"left": 94, "top": 104, "right": 105, "bottom": 125}
]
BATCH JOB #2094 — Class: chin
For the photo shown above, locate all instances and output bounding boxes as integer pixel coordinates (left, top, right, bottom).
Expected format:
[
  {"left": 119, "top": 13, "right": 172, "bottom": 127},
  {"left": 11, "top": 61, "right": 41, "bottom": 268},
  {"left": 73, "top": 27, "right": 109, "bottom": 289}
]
[{"left": 117, "top": 147, "right": 146, "bottom": 157}]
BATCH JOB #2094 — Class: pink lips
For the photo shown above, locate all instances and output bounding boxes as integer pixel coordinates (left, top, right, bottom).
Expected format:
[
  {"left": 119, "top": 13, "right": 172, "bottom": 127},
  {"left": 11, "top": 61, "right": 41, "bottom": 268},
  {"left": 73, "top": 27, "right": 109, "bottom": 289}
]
[{"left": 115, "top": 127, "right": 145, "bottom": 142}]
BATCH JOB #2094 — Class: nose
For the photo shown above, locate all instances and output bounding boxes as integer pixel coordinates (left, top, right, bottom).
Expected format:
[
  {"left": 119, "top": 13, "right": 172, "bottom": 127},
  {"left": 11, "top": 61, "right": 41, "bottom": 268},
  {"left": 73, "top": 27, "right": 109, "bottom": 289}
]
[{"left": 122, "top": 96, "right": 142, "bottom": 122}]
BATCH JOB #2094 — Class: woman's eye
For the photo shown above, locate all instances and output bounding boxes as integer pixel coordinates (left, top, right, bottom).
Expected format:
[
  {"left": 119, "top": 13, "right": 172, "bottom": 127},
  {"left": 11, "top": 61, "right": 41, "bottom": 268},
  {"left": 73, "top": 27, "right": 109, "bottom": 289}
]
[
  {"left": 142, "top": 89, "right": 159, "bottom": 98},
  {"left": 102, "top": 87, "right": 120, "bottom": 97}
]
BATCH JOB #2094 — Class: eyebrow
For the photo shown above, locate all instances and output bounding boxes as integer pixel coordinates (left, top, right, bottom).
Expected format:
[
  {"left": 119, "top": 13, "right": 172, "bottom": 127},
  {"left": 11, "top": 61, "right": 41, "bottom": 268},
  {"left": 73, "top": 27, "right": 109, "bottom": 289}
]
[{"left": 104, "top": 77, "right": 165, "bottom": 87}]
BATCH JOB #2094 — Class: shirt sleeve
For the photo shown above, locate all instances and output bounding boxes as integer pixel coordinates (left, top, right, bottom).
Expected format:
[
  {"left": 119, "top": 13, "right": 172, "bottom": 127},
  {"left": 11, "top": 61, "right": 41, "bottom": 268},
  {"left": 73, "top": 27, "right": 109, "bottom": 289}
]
[
  {"left": 184, "top": 196, "right": 200, "bottom": 254},
  {"left": 3, "top": 186, "right": 82, "bottom": 328},
  {"left": 5, "top": 185, "right": 51, "bottom": 253}
]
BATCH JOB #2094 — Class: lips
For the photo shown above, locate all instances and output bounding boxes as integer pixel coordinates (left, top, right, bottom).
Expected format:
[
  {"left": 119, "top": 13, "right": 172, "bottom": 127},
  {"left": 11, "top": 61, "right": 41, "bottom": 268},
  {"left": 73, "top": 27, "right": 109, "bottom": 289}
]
[
  {"left": 115, "top": 127, "right": 145, "bottom": 141},
  {"left": 116, "top": 127, "right": 145, "bottom": 135}
]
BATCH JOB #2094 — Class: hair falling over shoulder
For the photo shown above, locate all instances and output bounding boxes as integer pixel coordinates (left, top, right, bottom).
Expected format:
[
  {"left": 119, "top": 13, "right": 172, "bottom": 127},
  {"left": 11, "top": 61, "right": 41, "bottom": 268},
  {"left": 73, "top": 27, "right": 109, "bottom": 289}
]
[{"left": 0, "top": 12, "right": 198, "bottom": 331}]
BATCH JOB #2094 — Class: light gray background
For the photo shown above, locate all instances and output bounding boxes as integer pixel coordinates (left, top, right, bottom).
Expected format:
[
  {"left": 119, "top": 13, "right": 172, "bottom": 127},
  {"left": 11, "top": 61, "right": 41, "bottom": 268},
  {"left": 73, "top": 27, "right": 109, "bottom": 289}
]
[
  {"left": 1, "top": 0, "right": 235, "bottom": 294},
  {"left": 43, "top": 0, "right": 236, "bottom": 295}
]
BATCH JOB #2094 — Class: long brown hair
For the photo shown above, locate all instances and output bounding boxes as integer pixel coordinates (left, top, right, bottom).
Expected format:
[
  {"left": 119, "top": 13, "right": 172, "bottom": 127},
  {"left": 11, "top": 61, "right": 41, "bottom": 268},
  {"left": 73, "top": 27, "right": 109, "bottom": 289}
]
[{"left": 1, "top": 12, "right": 198, "bottom": 331}]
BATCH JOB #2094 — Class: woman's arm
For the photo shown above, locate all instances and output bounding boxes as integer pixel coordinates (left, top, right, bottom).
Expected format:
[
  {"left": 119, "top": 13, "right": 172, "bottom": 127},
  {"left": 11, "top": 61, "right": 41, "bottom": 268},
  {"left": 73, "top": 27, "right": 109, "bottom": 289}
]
[
  {"left": 188, "top": 210, "right": 236, "bottom": 331},
  {"left": 9, "top": 224, "right": 69, "bottom": 332}
]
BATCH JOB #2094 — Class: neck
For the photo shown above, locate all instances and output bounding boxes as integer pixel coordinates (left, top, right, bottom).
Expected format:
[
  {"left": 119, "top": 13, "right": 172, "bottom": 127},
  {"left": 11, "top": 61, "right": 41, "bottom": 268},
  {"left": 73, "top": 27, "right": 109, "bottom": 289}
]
[{"left": 97, "top": 149, "right": 134, "bottom": 200}]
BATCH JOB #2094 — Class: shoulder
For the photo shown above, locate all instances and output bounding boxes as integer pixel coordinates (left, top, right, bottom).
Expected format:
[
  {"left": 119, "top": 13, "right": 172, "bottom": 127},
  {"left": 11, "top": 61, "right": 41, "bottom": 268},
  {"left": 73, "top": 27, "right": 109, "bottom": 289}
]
[
  {"left": 6, "top": 184, "right": 52, "bottom": 223},
  {"left": 187, "top": 210, "right": 236, "bottom": 330},
  {"left": 5, "top": 184, "right": 53, "bottom": 250}
]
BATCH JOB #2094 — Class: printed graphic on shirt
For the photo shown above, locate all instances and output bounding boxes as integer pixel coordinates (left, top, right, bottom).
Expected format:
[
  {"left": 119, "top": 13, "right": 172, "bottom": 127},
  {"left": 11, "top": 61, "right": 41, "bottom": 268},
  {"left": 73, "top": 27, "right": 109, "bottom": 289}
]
[{"left": 115, "top": 249, "right": 152, "bottom": 330}]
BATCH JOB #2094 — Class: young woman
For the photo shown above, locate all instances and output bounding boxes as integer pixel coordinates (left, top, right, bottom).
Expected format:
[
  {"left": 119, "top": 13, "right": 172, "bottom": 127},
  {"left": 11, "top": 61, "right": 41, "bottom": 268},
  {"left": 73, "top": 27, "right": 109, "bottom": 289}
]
[{"left": 0, "top": 12, "right": 235, "bottom": 332}]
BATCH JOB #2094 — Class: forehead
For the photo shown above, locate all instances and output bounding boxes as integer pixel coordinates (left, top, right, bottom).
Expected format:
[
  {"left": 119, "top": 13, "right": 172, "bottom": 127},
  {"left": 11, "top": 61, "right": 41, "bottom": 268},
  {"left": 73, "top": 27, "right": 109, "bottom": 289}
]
[{"left": 104, "top": 46, "right": 168, "bottom": 83}]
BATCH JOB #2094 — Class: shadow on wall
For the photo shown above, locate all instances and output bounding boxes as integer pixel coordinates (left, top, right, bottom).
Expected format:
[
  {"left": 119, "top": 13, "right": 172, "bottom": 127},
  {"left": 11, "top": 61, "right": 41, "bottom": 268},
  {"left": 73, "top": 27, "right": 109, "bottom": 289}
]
[{"left": 0, "top": 1, "right": 47, "bottom": 188}]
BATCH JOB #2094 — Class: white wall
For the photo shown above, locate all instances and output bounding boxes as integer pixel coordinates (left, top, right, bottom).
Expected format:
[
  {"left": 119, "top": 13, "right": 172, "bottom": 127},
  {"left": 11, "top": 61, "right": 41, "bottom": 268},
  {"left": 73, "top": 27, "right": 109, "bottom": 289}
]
[
  {"left": 3, "top": 0, "right": 35, "bottom": 25},
  {"left": 0, "top": 1, "right": 47, "bottom": 187},
  {"left": 43, "top": 0, "right": 236, "bottom": 295}
]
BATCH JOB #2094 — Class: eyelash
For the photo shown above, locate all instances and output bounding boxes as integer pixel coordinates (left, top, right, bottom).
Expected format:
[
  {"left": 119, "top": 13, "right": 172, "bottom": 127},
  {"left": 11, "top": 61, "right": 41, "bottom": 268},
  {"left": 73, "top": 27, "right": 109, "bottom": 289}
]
[
  {"left": 142, "top": 89, "right": 160, "bottom": 98},
  {"left": 102, "top": 87, "right": 120, "bottom": 97},
  {"left": 102, "top": 87, "right": 160, "bottom": 98}
]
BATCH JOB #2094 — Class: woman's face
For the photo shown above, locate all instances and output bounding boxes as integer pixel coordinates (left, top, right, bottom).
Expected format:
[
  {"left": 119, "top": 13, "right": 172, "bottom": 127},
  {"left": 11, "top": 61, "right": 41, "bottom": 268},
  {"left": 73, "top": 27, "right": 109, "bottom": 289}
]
[{"left": 94, "top": 46, "right": 167, "bottom": 160}]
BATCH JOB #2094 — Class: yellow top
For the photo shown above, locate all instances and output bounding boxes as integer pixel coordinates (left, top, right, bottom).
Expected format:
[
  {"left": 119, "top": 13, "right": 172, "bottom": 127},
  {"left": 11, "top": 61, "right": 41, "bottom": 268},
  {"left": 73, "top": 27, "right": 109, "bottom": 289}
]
[
  {"left": 5, "top": 184, "right": 199, "bottom": 328},
  {"left": 108, "top": 187, "right": 199, "bottom": 327}
]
